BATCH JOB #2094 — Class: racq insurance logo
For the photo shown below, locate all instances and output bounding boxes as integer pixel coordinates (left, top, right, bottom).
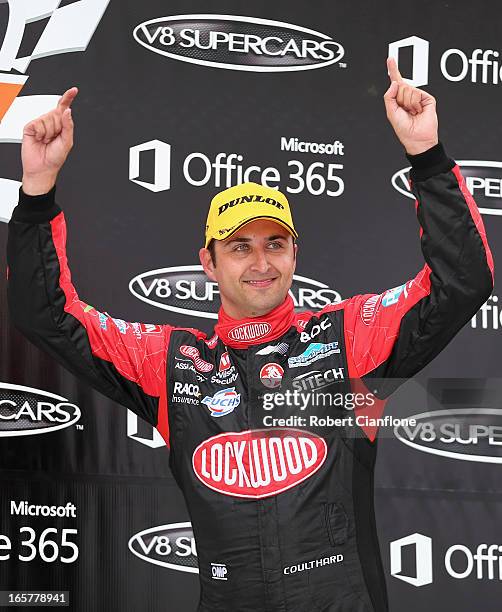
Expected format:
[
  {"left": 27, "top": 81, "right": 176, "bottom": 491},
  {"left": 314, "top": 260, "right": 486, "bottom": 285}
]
[
  {"left": 129, "top": 265, "right": 342, "bottom": 319},
  {"left": 394, "top": 409, "right": 502, "bottom": 463},
  {"left": 132, "top": 15, "right": 345, "bottom": 72},
  {"left": 128, "top": 522, "right": 198, "bottom": 573},
  {"left": 391, "top": 161, "right": 502, "bottom": 217},
  {"left": 0, "top": 383, "right": 81, "bottom": 436}
]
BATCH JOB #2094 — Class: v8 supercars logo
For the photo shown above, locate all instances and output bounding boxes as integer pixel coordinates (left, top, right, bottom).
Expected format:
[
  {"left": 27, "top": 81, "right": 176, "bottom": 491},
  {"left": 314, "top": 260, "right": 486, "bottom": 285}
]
[
  {"left": 0, "top": 382, "right": 81, "bottom": 436},
  {"left": 130, "top": 266, "right": 342, "bottom": 319},
  {"left": 129, "top": 523, "right": 198, "bottom": 574},
  {"left": 133, "top": 15, "right": 345, "bottom": 72},
  {"left": 391, "top": 161, "right": 502, "bottom": 217}
]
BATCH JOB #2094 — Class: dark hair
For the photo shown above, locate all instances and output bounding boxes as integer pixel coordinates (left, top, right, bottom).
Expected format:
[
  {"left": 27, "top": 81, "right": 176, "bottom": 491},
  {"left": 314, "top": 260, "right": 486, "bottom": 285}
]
[{"left": 207, "top": 239, "right": 217, "bottom": 266}]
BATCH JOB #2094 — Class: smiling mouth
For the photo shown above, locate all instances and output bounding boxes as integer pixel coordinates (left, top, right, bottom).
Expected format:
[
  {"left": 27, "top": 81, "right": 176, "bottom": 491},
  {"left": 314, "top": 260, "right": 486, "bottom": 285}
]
[{"left": 243, "top": 278, "right": 278, "bottom": 288}]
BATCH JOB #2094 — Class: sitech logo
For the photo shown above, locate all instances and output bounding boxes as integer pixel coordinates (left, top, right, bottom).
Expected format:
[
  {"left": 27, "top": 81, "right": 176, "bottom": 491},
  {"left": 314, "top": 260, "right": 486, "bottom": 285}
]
[
  {"left": 133, "top": 15, "right": 345, "bottom": 72},
  {"left": 394, "top": 408, "right": 502, "bottom": 463},
  {"left": 392, "top": 160, "right": 502, "bottom": 217},
  {"left": 128, "top": 523, "right": 198, "bottom": 573},
  {"left": 192, "top": 428, "right": 327, "bottom": 498},
  {"left": 130, "top": 266, "right": 342, "bottom": 319},
  {"left": 0, "top": 383, "right": 81, "bottom": 436},
  {"left": 391, "top": 533, "right": 502, "bottom": 586},
  {"left": 389, "top": 36, "right": 502, "bottom": 87}
]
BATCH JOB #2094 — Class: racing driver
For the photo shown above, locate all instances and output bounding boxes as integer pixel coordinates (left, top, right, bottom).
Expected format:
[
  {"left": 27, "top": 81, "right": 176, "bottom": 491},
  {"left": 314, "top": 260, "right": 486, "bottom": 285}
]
[{"left": 7, "top": 59, "right": 494, "bottom": 611}]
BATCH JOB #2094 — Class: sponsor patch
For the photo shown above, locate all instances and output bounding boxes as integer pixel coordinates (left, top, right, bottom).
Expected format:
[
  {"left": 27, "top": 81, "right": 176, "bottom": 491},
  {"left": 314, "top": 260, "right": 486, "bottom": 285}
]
[
  {"left": 179, "top": 345, "right": 214, "bottom": 372},
  {"left": 202, "top": 388, "right": 241, "bottom": 417},
  {"left": 288, "top": 342, "right": 340, "bottom": 368},
  {"left": 260, "top": 363, "right": 284, "bottom": 389},
  {"left": 228, "top": 322, "right": 272, "bottom": 342},
  {"left": 192, "top": 428, "right": 327, "bottom": 498}
]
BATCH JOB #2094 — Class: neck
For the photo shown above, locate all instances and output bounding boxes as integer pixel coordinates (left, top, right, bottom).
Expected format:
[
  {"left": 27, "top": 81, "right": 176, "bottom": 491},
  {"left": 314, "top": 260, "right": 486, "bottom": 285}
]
[{"left": 215, "top": 294, "right": 295, "bottom": 348}]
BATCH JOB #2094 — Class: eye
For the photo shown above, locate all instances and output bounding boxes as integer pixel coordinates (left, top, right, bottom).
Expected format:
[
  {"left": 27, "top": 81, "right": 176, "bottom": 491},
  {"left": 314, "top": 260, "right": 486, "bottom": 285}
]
[
  {"left": 233, "top": 243, "right": 250, "bottom": 252},
  {"left": 267, "top": 241, "right": 284, "bottom": 250}
]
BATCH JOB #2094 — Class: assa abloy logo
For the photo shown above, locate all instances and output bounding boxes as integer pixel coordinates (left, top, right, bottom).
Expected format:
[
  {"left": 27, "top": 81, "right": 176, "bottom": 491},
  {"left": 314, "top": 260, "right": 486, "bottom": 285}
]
[
  {"left": 130, "top": 266, "right": 341, "bottom": 319},
  {"left": 128, "top": 523, "right": 198, "bottom": 573},
  {"left": 0, "top": 383, "right": 81, "bottom": 436},
  {"left": 192, "top": 428, "right": 327, "bottom": 498},
  {"left": 391, "top": 161, "right": 502, "bottom": 217},
  {"left": 133, "top": 15, "right": 345, "bottom": 72}
]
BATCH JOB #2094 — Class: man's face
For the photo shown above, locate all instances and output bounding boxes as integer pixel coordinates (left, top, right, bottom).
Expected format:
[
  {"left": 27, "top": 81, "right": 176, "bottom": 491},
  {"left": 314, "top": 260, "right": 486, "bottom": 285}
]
[{"left": 199, "top": 219, "right": 297, "bottom": 319}]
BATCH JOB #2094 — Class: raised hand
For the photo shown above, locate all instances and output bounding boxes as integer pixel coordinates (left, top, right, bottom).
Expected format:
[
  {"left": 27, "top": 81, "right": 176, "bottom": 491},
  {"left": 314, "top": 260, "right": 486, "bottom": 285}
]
[
  {"left": 383, "top": 58, "right": 438, "bottom": 156},
  {"left": 21, "top": 87, "right": 78, "bottom": 194}
]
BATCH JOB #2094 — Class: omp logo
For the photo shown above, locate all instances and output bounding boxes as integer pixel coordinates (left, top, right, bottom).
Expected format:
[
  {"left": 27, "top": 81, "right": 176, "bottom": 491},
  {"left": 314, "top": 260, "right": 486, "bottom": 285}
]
[
  {"left": 0, "top": 382, "right": 81, "bottom": 436},
  {"left": 0, "top": 0, "right": 110, "bottom": 223},
  {"left": 390, "top": 533, "right": 433, "bottom": 587},
  {"left": 127, "top": 409, "right": 166, "bottom": 449},
  {"left": 133, "top": 15, "right": 345, "bottom": 72},
  {"left": 391, "top": 533, "right": 502, "bottom": 586},
  {"left": 129, "top": 265, "right": 342, "bottom": 319},
  {"left": 388, "top": 36, "right": 429, "bottom": 87},
  {"left": 128, "top": 523, "right": 198, "bottom": 573},
  {"left": 192, "top": 428, "right": 327, "bottom": 498},
  {"left": 389, "top": 36, "right": 502, "bottom": 87},
  {"left": 391, "top": 161, "right": 502, "bottom": 217},
  {"left": 394, "top": 409, "right": 502, "bottom": 463}
]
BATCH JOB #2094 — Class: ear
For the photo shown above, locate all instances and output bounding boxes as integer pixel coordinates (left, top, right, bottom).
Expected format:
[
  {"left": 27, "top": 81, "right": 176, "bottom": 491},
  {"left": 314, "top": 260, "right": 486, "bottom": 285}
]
[
  {"left": 199, "top": 247, "right": 217, "bottom": 282},
  {"left": 292, "top": 241, "right": 298, "bottom": 272}
]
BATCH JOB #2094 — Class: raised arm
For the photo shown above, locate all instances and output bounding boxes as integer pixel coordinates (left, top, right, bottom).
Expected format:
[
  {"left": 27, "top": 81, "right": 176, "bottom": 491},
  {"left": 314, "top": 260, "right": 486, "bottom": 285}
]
[
  {"left": 6, "top": 88, "right": 171, "bottom": 442},
  {"left": 341, "top": 59, "right": 494, "bottom": 396}
]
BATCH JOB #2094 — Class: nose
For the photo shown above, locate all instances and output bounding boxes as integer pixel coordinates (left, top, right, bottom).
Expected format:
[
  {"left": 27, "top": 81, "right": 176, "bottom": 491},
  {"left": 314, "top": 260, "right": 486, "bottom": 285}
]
[{"left": 249, "top": 247, "right": 271, "bottom": 275}]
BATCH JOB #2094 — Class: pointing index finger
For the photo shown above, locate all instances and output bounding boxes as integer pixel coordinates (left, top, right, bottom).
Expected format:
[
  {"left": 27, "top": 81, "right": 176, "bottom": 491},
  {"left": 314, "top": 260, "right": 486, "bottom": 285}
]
[
  {"left": 387, "top": 57, "right": 403, "bottom": 83},
  {"left": 57, "top": 87, "right": 78, "bottom": 112}
]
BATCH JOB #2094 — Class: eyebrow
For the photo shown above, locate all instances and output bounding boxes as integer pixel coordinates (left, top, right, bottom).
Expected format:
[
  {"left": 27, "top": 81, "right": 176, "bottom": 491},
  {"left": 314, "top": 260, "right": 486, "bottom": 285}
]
[{"left": 224, "top": 235, "right": 288, "bottom": 247}]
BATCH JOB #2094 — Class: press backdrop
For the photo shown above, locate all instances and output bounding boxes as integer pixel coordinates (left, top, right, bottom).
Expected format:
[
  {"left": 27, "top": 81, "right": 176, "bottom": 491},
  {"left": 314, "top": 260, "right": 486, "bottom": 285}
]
[{"left": 0, "top": 1, "right": 501, "bottom": 610}]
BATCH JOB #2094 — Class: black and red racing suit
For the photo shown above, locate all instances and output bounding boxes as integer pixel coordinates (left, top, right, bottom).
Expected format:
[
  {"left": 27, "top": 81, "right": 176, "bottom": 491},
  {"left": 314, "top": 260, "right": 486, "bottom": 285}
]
[{"left": 7, "top": 143, "right": 494, "bottom": 611}]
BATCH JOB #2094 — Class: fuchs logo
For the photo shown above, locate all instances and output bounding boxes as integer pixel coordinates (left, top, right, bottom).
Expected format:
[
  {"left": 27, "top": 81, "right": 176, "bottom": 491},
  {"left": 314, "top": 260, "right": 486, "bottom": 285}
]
[
  {"left": 202, "top": 388, "right": 241, "bottom": 417},
  {"left": 260, "top": 363, "right": 284, "bottom": 389},
  {"left": 192, "top": 428, "right": 327, "bottom": 498},
  {"left": 394, "top": 409, "right": 502, "bottom": 463},
  {"left": 133, "top": 15, "right": 345, "bottom": 73},
  {"left": 130, "top": 266, "right": 342, "bottom": 319},
  {"left": 128, "top": 522, "right": 198, "bottom": 574},
  {"left": 288, "top": 342, "right": 340, "bottom": 368},
  {"left": 0, "top": 383, "right": 81, "bottom": 436},
  {"left": 228, "top": 322, "right": 271, "bottom": 343},
  {"left": 179, "top": 346, "right": 214, "bottom": 373},
  {"left": 391, "top": 161, "right": 502, "bottom": 217}
]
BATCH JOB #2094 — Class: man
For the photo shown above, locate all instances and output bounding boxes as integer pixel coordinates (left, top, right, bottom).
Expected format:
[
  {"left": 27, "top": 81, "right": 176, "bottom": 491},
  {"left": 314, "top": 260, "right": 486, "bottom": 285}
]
[{"left": 7, "top": 59, "right": 494, "bottom": 611}]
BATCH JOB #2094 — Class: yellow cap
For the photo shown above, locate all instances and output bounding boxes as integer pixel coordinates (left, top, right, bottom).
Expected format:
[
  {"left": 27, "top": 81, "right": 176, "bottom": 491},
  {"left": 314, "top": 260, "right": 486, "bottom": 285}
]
[{"left": 204, "top": 182, "right": 298, "bottom": 248}]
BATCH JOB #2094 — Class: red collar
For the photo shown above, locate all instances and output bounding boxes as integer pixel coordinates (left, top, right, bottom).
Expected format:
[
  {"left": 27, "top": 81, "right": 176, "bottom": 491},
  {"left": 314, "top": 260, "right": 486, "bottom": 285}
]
[{"left": 215, "top": 295, "right": 296, "bottom": 348}]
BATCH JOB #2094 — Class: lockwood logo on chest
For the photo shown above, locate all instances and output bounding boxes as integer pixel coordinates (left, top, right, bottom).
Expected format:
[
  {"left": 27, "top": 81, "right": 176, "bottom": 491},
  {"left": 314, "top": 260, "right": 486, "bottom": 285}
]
[{"left": 192, "top": 428, "right": 327, "bottom": 498}]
